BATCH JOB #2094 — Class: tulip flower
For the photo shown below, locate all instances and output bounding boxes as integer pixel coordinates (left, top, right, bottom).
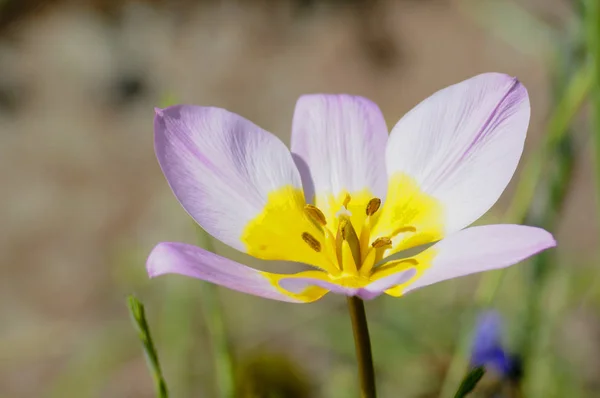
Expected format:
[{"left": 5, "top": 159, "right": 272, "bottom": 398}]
[{"left": 147, "top": 73, "right": 555, "bottom": 398}]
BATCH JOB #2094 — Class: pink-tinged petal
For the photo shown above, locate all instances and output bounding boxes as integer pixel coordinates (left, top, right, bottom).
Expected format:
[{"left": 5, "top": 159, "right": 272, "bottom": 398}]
[
  {"left": 386, "top": 73, "right": 530, "bottom": 234},
  {"left": 403, "top": 224, "right": 556, "bottom": 294},
  {"left": 360, "top": 268, "right": 417, "bottom": 300},
  {"left": 278, "top": 274, "right": 360, "bottom": 297},
  {"left": 147, "top": 242, "right": 328, "bottom": 303},
  {"left": 291, "top": 94, "right": 389, "bottom": 227},
  {"left": 274, "top": 268, "right": 416, "bottom": 301},
  {"left": 154, "top": 105, "right": 307, "bottom": 254}
]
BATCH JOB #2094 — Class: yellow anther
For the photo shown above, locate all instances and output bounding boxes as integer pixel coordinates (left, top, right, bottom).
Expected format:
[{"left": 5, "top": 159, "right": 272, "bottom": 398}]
[
  {"left": 360, "top": 197, "right": 382, "bottom": 263},
  {"left": 301, "top": 232, "right": 321, "bottom": 252},
  {"left": 365, "top": 198, "right": 381, "bottom": 216},
  {"left": 371, "top": 237, "right": 392, "bottom": 249},
  {"left": 304, "top": 204, "right": 327, "bottom": 226},
  {"left": 359, "top": 237, "right": 392, "bottom": 276},
  {"left": 343, "top": 193, "right": 352, "bottom": 209}
]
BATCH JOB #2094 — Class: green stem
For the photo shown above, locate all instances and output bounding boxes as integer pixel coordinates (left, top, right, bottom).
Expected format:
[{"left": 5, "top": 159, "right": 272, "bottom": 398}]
[
  {"left": 127, "top": 295, "right": 169, "bottom": 398},
  {"left": 506, "top": 60, "right": 593, "bottom": 222},
  {"left": 586, "top": 0, "right": 600, "bottom": 211},
  {"left": 347, "top": 296, "right": 376, "bottom": 398},
  {"left": 196, "top": 226, "right": 235, "bottom": 398},
  {"left": 202, "top": 283, "right": 235, "bottom": 398}
]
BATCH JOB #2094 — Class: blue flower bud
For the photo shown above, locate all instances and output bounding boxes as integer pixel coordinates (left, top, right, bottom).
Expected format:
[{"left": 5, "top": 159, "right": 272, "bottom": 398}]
[{"left": 470, "top": 311, "right": 515, "bottom": 378}]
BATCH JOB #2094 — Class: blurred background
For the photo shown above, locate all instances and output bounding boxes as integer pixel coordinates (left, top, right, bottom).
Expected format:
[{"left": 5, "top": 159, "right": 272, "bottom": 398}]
[{"left": 1, "top": 0, "right": 598, "bottom": 397}]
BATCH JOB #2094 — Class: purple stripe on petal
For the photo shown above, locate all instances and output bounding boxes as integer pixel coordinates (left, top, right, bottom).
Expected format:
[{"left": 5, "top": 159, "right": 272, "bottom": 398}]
[{"left": 459, "top": 77, "right": 521, "bottom": 162}]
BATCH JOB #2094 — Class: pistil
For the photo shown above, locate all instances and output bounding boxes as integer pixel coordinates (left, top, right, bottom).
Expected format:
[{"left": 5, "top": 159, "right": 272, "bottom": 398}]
[{"left": 337, "top": 217, "right": 361, "bottom": 274}]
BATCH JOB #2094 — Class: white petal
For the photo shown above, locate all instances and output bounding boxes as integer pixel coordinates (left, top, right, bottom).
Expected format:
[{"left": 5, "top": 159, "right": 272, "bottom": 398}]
[
  {"left": 404, "top": 224, "right": 556, "bottom": 293},
  {"left": 155, "top": 105, "right": 307, "bottom": 254},
  {"left": 291, "top": 94, "right": 388, "bottom": 224},
  {"left": 386, "top": 73, "right": 530, "bottom": 233}
]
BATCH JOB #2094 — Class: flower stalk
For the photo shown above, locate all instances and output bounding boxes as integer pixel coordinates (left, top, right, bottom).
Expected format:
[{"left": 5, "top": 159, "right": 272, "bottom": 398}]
[{"left": 347, "top": 296, "right": 376, "bottom": 398}]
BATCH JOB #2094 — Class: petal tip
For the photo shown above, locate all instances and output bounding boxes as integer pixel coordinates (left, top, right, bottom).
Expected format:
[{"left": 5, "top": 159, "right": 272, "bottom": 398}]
[
  {"left": 515, "top": 225, "right": 556, "bottom": 256},
  {"left": 479, "top": 71, "right": 518, "bottom": 82},
  {"left": 542, "top": 232, "right": 558, "bottom": 250},
  {"left": 476, "top": 72, "right": 527, "bottom": 96},
  {"left": 146, "top": 243, "right": 170, "bottom": 278},
  {"left": 529, "top": 226, "right": 557, "bottom": 249},
  {"left": 146, "top": 262, "right": 159, "bottom": 279},
  {"left": 154, "top": 104, "right": 188, "bottom": 120}
]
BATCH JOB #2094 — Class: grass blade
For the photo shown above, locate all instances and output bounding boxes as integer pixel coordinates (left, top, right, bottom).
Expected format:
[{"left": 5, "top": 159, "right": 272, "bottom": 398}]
[
  {"left": 453, "top": 366, "right": 486, "bottom": 398},
  {"left": 127, "top": 295, "right": 169, "bottom": 398}
]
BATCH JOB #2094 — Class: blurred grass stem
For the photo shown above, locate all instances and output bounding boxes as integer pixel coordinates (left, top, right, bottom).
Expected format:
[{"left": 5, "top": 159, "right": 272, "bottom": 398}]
[
  {"left": 196, "top": 227, "right": 235, "bottom": 398},
  {"left": 506, "top": 60, "right": 592, "bottom": 222},
  {"left": 586, "top": 0, "right": 600, "bottom": 209},
  {"left": 202, "top": 282, "right": 235, "bottom": 398},
  {"left": 127, "top": 295, "right": 169, "bottom": 398},
  {"left": 159, "top": 95, "right": 234, "bottom": 396},
  {"left": 347, "top": 296, "right": 377, "bottom": 398},
  {"left": 476, "top": 59, "right": 592, "bottom": 310}
]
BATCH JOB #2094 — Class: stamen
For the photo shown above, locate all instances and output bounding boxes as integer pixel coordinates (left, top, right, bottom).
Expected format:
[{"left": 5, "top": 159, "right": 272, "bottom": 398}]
[
  {"left": 371, "top": 237, "right": 392, "bottom": 249},
  {"left": 301, "top": 232, "right": 321, "bottom": 252},
  {"left": 359, "top": 224, "right": 371, "bottom": 263},
  {"left": 390, "top": 225, "right": 417, "bottom": 237},
  {"left": 360, "top": 248, "right": 377, "bottom": 276},
  {"left": 359, "top": 237, "right": 392, "bottom": 276},
  {"left": 304, "top": 204, "right": 327, "bottom": 226},
  {"left": 323, "top": 228, "right": 342, "bottom": 275},
  {"left": 360, "top": 197, "right": 382, "bottom": 263},
  {"left": 365, "top": 198, "right": 381, "bottom": 216},
  {"left": 342, "top": 193, "right": 352, "bottom": 209},
  {"left": 341, "top": 241, "right": 358, "bottom": 274},
  {"left": 338, "top": 217, "right": 361, "bottom": 270}
]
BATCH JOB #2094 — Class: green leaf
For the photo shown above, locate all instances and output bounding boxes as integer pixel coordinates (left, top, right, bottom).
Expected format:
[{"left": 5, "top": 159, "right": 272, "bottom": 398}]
[{"left": 453, "top": 366, "right": 486, "bottom": 398}]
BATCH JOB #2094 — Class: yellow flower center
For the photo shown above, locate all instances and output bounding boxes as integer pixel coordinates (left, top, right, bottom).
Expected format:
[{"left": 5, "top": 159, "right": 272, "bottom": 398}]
[
  {"left": 241, "top": 173, "right": 445, "bottom": 301},
  {"left": 302, "top": 194, "right": 392, "bottom": 281}
]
